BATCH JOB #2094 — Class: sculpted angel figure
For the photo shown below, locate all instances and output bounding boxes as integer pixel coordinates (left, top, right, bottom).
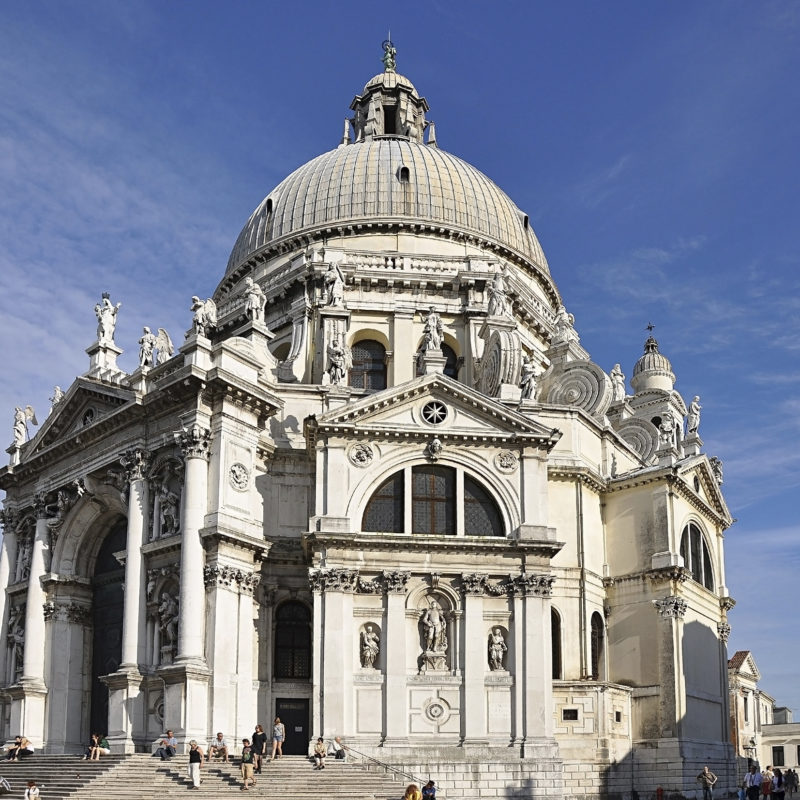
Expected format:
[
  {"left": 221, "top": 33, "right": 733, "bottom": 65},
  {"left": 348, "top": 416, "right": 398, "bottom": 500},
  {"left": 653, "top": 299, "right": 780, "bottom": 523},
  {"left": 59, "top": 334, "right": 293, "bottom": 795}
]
[
  {"left": 190, "top": 296, "right": 217, "bottom": 338},
  {"left": 659, "top": 409, "right": 676, "bottom": 447},
  {"left": 421, "top": 307, "right": 443, "bottom": 351},
  {"left": 610, "top": 363, "right": 626, "bottom": 403},
  {"left": 323, "top": 262, "right": 345, "bottom": 307},
  {"left": 138, "top": 326, "right": 157, "bottom": 368},
  {"left": 487, "top": 268, "right": 510, "bottom": 317},
  {"left": 687, "top": 396, "right": 702, "bottom": 434},
  {"left": 325, "top": 337, "right": 351, "bottom": 386},
  {"left": 154, "top": 328, "right": 174, "bottom": 365},
  {"left": 488, "top": 628, "right": 507, "bottom": 671},
  {"left": 361, "top": 625, "right": 380, "bottom": 668},
  {"left": 243, "top": 277, "right": 267, "bottom": 322},
  {"left": 422, "top": 598, "right": 447, "bottom": 654},
  {"left": 158, "top": 591, "right": 179, "bottom": 645},
  {"left": 94, "top": 293, "right": 121, "bottom": 345},
  {"left": 552, "top": 305, "right": 577, "bottom": 345},
  {"left": 519, "top": 355, "right": 538, "bottom": 400}
]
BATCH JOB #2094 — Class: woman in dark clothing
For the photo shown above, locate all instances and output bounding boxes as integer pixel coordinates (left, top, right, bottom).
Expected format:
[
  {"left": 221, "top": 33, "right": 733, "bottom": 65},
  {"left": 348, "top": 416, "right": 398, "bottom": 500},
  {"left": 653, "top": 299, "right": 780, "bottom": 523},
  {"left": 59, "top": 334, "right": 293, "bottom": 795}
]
[{"left": 251, "top": 724, "right": 267, "bottom": 775}]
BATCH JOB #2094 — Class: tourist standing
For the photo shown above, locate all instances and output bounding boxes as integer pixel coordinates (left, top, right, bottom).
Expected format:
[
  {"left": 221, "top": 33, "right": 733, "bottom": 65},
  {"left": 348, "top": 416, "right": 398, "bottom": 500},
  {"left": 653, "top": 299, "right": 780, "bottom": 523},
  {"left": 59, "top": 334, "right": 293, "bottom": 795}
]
[
  {"left": 187, "top": 740, "right": 204, "bottom": 790},
  {"left": 745, "top": 765, "right": 764, "bottom": 800},
  {"left": 240, "top": 738, "right": 256, "bottom": 791},
  {"left": 252, "top": 724, "right": 267, "bottom": 774},
  {"left": 697, "top": 766, "right": 718, "bottom": 800},
  {"left": 269, "top": 717, "right": 285, "bottom": 761},
  {"left": 774, "top": 768, "right": 786, "bottom": 800}
]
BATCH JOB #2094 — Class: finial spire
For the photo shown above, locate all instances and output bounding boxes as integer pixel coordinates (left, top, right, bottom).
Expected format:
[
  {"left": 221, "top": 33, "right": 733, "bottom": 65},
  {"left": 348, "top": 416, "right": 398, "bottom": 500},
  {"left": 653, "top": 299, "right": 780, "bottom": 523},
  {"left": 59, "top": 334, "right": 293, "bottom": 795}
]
[
  {"left": 646, "top": 322, "right": 655, "bottom": 333},
  {"left": 382, "top": 37, "right": 397, "bottom": 73}
]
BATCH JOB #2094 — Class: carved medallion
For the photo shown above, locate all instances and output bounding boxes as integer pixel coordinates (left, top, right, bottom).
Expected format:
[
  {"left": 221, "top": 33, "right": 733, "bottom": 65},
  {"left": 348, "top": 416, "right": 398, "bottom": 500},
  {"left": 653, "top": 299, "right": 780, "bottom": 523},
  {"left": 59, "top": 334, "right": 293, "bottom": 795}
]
[
  {"left": 229, "top": 462, "right": 250, "bottom": 491},
  {"left": 421, "top": 401, "right": 448, "bottom": 425},
  {"left": 494, "top": 450, "right": 519, "bottom": 473},
  {"left": 349, "top": 444, "right": 374, "bottom": 467}
]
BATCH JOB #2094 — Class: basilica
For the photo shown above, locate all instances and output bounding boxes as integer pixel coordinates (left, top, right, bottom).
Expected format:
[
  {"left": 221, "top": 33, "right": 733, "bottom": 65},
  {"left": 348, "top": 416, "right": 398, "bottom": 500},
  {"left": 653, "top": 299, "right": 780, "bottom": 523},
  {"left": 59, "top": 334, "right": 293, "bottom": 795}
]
[{"left": 0, "top": 48, "right": 736, "bottom": 799}]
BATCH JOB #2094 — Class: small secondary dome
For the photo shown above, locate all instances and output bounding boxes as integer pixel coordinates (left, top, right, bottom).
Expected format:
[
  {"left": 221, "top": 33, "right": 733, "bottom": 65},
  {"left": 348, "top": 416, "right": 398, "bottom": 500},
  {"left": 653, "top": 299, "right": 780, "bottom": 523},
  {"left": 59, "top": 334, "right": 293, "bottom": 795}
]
[{"left": 631, "top": 335, "right": 675, "bottom": 394}]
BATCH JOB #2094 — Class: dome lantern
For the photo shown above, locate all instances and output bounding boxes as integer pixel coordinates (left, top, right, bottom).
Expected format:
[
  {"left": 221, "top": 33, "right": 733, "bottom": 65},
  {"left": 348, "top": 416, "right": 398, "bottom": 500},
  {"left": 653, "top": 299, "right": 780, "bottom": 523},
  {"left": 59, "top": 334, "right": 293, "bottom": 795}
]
[{"left": 631, "top": 331, "right": 675, "bottom": 394}]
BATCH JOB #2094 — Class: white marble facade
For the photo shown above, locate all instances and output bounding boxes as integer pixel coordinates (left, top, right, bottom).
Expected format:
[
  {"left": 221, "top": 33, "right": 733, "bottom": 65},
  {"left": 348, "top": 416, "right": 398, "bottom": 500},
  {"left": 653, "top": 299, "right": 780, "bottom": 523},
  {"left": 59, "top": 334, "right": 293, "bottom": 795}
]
[{"left": 0, "top": 51, "right": 737, "bottom": 800}]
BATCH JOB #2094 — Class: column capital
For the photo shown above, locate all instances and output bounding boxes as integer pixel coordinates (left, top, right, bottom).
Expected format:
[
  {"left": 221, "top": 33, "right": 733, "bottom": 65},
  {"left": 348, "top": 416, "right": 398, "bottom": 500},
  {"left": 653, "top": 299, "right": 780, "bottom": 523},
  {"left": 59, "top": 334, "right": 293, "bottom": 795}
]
[
  {"left": 509, "top": 572, "right": 556, "bottom": 597},
  {"left": 203, "top": 564, "right": 261, "bottom": 595},
  {"left": 0, "top": 508, "right": 19, "bottom": 534},
  {"left": 121, "top": 448, "right": 151, "bottom": 483},
  {"left": 32, "top": 492, "right": 49, "bottom": 519},
  {"left": 653, "top": 595, "right": 688, "bottom": 618},
  {"left": 717, "top": 621, "right": 731, "bottom": 642},
  {"left": 177, "top": 425, "right": 211, "bottom": 461}
]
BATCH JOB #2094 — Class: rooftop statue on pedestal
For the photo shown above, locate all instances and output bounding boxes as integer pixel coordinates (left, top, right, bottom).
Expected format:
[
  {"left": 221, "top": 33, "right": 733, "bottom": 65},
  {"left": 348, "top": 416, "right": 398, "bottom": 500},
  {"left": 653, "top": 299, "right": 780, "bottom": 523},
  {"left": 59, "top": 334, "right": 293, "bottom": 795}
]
[
  {"left": 487, "top": 267, "right": 511, "bottom": 317},
  {"left": 94, "top": 293, "right": 121, "bottom": 345},
  {"left": 190, "top": 296, "right": 217, "bottom": 338},
  {"left": 138, "top": 327, "right": 157, "bottom": 368},
  {"left": 610, "top": 363, "right": 626, "bottom": 403},
  {"left": 242, "top": 277, "right": 267, "bottom": 322},
  {"left": 421, "top": 307, "right": 443, "bottom": 351},
  {"left": 687, "top": 396, "right": 702, "bottom": 434},
  {"left": 12, "top": 405, "right": 37, "bottom": 446}
]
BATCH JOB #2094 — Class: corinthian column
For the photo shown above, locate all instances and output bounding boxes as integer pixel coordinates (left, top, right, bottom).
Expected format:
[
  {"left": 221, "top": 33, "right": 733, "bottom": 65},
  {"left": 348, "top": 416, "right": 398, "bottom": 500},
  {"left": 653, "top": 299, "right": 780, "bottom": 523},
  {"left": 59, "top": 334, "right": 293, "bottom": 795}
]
[
  {"left": 119, "top": 449, "right": 150, "bottom": 668},
  {"left": 23, "top": 495, "right": 50, "bottom": 683},
  {"left": 176, "top": 424, "right": 210, "bottom": 664},
  {"left": 0, "top": 510, "right": 19, "bottom": 682}
]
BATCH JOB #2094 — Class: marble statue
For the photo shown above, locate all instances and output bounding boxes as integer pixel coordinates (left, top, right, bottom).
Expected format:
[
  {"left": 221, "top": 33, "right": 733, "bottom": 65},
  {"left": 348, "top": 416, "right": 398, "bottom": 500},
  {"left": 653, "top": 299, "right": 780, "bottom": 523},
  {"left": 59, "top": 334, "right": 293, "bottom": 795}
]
[
  {"left": 487, "top": 268, "right": 510, "bottom": 317},
  {"left": 421, "top": 307, "right": 443, "bottom": 351},
  {"left": 552, "top": 305, "right": 577, "bottom": 345},
  {"left": 49, "top": 386, "right": 64, "bottom": 413},
  {"left": 158, "top": 484, "right": 180, "bottom": 537},
  {"left": 687, "top": 396, "right": 702, "bottom": 434},
  {"left": 13, "top": 406, "right": 37, "bottom": 446},
  {"left": 422, "top": 598, "right": 447, "bottom": 653},
  {"left": 325, "top": 337, "right": 351, "bottom": 386},
  {"left": 158, "top": 592, "right": 179, "bottom": 645},
  {"left": 94, "top": 293, "right": 121, "bottom": 345},
  {"left": 659, "top": 410, "right": 676, "bottom": 447},
  {"left": 14, "top": 537, "right": 31, "bottom": 583},
  {"left": 243, "top": 277, "right": 267, "bottom": 322},
  {"left": 8, "top": 609, "right": 24, "bottom": 681},
  {"left": 610, "top": 363, "right": 626, "bottom": 403},
  {"left": 323, "top": 262, "right": 345, "bottom": 307},
  {"left": 361, "top": 625, "right": 380, "bottom": 668},
  {"left": 191, "top": 296, "right": 217, "bottom": 338},
  {"left": 155, "top": 328, "right": 174, "bottom": 365},
  {"left": 138, "top": 327, "right": 157, "bottom": 368},
  {"left": 709, "top": 456, "right": 724, "bottom": 485},
  {"left": 519, "top": 356, "right": 538, "bottom": 400},
  {"left": 489, "top": 628, "right": 507, "bottom": 671}
]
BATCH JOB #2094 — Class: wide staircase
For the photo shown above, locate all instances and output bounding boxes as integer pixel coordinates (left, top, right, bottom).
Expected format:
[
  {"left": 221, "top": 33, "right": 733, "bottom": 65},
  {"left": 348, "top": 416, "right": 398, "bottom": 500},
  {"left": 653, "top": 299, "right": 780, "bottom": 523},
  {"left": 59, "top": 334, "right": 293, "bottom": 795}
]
[{"left": 0, "top": 753, "right": 408, "bottom": 799}]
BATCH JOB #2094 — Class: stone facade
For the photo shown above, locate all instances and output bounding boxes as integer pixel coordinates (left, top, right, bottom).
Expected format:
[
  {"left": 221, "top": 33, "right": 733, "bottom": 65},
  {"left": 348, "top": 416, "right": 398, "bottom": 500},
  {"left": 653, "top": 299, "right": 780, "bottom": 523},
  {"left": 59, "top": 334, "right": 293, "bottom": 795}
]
[{"left": 0, "top": 50, "right": 736, "bottom": 799}]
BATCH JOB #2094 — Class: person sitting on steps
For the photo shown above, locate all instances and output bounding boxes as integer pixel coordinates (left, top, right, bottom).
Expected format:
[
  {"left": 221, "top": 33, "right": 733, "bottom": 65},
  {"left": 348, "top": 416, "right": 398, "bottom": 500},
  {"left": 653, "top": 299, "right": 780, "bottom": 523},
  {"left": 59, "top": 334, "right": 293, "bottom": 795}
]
[
  {"left": 207, "top": 732, "right": 229, "bottom": 762},
  {"left": 313, "top": 737, "right": 326, "bottom": 770}
]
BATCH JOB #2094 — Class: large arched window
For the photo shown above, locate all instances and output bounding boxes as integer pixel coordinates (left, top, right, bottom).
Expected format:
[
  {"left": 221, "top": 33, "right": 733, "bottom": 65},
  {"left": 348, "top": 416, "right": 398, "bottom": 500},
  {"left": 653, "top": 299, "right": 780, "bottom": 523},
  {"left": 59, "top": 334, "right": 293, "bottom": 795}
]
[
  {"left": 274, "top": 601, "right": 311, "bottom": 680},
  {"left": 590, "top": 612, "right": 604, "bottom": 681},
  {"left": 349, "top": 340, "right": 387, "bottom": 391},
  {"left": 552, "top": 607, "right": 562, "bottom": 679},
  {"left": 361, "top": 465, "right": 503, "bottom": 537},
  {"left": 680, "top": 522, "right": 714, "bottom": 590}
]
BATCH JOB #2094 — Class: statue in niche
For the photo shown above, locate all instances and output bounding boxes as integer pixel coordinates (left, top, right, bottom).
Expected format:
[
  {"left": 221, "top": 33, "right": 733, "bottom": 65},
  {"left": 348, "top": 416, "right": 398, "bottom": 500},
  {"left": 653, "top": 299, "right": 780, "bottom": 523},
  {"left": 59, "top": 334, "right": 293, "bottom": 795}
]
[
  {"left": 325, "top": 337, "right": 351, "bottom": 386},
  {"left": 190, "top": 296, "right": 217, "bottom": 338},
  {"left": 158, "top": 483, "right": 180, "bottom": 538},
  {"left": 519, "top": 355, "right": 538, "bottom": 400},
  {"left": 7, "top": 609, "right": 24, "bottom": 681},
  {"left": 552, "top": 305, "right": 577, "bottom": 345},
  {"left": 323, "top": 262, "right": 345, "bottom": 308},
  {"left": 15, "top": 537, "right": 32, "bottom": 583},
  {"left": 94, "top": 293, "right": 121, "bottom": 345},
  {"left": 138, "top": 327, "right": 157, "bottom": 368},
  {"left": 488, "top": 628, "right": 508, "bottom": 671},
  {"left": 487, "top": 268, "right": 510, "bottom": 317},
  {"left": 158, "top": 591, "right": 179, "bottom": 646},
  {"left": 154, "top": 328, "right": 174, "bottom": 365},
  {"left": 49, "top": 386, "right": 65, "bottom": 414},
  {"left": 687, "top": 396, "right": 702, "bottom": 434},
  {"left": 422, "top": 598, "right": 447, "bottom": 654},
  {"left": 421, "top": 307, "right": 443, "bottom": 351},
  {"left": 360, "top": 625, "right": 380, "bottom": 668},
  {"left": 610, "top": 363, "right": 626, "bottom": 403},
  {"left": 659, "top": 410, "right": 676, "bottom": 448},
  {"left": 243, "top": 277, "right": 267, "bottom": 322}
]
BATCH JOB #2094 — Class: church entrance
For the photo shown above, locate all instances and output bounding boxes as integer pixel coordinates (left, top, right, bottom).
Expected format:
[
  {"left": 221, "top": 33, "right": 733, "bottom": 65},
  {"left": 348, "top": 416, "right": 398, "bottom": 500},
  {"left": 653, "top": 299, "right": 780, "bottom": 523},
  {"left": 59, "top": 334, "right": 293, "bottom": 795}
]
[
  {"left": 274, "top": 698, "right": 309, "bottom": 755},
  {"left": 89, "top": 520, "right": 126, "bottom": 736}
]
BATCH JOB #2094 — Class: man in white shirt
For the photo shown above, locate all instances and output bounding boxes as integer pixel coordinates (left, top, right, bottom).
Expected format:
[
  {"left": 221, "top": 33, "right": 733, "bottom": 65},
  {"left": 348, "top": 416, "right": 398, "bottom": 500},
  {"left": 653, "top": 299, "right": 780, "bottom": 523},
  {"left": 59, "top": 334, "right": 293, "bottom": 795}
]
[
  {"left": 207, "top": 732, "right": 229, "bottom": 763},
  {"left": 745, "top": 765, "right": 763, "bottom": 800}
]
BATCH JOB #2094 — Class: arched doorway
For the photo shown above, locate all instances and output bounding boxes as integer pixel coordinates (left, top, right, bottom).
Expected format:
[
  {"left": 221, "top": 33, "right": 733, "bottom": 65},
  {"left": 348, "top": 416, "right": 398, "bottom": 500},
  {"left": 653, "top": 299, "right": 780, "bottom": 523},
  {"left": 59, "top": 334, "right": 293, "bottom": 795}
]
[{"left": 89, "top": 519, "right": 126, "bottom": 736}]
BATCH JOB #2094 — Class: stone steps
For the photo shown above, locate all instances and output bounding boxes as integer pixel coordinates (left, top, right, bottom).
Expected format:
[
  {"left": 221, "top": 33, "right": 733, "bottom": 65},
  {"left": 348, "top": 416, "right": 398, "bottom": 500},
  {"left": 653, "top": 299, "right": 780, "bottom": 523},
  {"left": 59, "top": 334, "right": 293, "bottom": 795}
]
[{"left": 0, "top": 754, "right": 407, "bottom": 799}]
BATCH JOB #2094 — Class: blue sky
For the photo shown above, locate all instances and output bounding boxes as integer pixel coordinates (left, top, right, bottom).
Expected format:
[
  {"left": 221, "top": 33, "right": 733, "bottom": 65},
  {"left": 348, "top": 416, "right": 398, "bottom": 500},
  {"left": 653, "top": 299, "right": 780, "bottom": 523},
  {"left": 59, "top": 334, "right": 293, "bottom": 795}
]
[{"left": 1, "top": 2, "right": 798, "bottom": 711}]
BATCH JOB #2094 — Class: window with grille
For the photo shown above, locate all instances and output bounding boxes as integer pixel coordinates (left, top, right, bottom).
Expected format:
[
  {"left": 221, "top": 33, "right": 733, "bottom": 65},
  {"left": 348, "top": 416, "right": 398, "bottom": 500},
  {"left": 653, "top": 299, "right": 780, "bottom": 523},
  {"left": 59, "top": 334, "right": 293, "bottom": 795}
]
[
  {"left": 773, "top": 746, "right": 785, "bottom": 767},
  {"left": 362, "top": 471, "right": 404, "bottom": 533},
  {"left": 274, "top": 601, "right": 311, "bottom": 680},
  {"left": 464, "top": 475, "right": 502, "bottom": 536},
  {"left": 349, "top": 340, "right": 387, "bottom": 391},
  {"left": 412, "top": 466, "right": 455, "bottom": 535},
  {"left": 679, "top": 522, "right": 714, "bottom": 590},
  {"left": 590, "top": 612, "right": 604, "bottom": 680}
]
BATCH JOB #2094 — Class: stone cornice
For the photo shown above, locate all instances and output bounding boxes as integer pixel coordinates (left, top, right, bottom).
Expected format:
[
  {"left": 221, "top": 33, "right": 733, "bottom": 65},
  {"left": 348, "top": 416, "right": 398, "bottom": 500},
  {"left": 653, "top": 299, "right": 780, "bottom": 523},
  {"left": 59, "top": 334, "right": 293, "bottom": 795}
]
[{"left": 547, "top": 466, "right": 607, "bottom": 493}]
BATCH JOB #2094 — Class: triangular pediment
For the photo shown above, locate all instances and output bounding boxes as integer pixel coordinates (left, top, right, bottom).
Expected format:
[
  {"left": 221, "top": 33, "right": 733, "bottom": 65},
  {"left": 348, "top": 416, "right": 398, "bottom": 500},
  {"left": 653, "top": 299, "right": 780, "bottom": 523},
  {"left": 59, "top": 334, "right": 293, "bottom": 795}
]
[
  {"left": 729, "top": 650, "right": 761, "bottom": 682},
  {"left": 677, "top": 456, "right": 731, "bottom": 523},
  {"left": 25, "top": 377, "right": 135, "bottom": 457},
  {"left": 308, "top": 373, "right": 560, "bottom": 447}
]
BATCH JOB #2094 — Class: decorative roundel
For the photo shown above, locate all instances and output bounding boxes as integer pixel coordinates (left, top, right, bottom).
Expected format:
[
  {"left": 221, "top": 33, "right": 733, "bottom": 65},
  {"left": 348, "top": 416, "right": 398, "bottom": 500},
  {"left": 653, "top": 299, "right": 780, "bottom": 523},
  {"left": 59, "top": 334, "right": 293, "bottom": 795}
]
[
  {"left": 229, "top": 462, "right": 250, "bottom": 491},
  {"left": 494, "top": 450, "right": 519, "bottom": 474},
  {"left": 426, "top": 702, "right": 445, "bottom": 720},
  {"left": 349, "top": 443, "right": 374, "bottom": 467},
  {"left": 421, "top": 401, "right": 448, "bottom": 425},
  {"left": 478, "top": 329, "right": 523, "bottom": 397},
  {"left": 423, "top": 697, "right": 451, "bottom": 725},
  {"left": 616, "top": 418, "right": 659, "bottom": 464}
]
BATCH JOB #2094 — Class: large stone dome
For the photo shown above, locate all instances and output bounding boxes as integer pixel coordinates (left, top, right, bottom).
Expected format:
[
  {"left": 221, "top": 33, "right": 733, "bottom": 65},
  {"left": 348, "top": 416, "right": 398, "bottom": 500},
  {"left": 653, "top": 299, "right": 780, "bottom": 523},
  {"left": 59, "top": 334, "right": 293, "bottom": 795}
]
[{"left": 225, "top": 138, "right": 549, "bottom": 277}]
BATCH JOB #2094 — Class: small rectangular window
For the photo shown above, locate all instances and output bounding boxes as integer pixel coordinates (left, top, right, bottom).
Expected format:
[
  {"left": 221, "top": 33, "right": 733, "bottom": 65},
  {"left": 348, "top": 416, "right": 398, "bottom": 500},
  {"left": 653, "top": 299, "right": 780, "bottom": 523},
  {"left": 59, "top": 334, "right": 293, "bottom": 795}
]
[
  {"left": 562, "top": 709, "right": 579, "bottom": 721},
  {"left": 797, "top": 745, "right": 800, "bottom": 766},
  {"left": 773, "top": 747, "right": 785, "bottom": 767},
  {"left": 744, "top": 694, "right": 749, "bottom": 722},
  {"left": 615, "top": 711, "right": 622, "bottom": 723}
]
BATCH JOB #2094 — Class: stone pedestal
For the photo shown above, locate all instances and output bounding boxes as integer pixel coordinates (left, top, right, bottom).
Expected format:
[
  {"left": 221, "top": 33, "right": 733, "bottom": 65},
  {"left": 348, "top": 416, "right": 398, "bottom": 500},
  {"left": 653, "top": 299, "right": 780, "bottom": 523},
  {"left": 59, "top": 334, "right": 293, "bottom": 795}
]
[
  {"left": 102, "top": 667, "right": 145, "bottom": 753},
  {"left": 158, "top": 662, "right": 211, "bottom": 751},
  {"left": 6, "top": 680, "right": 47, "bottom": 748},
  {"left": 683, "top": 432, "right": 703, "bottom": 456},
  {"left": 606, "top": 399, "right": 633, "bottom": 425},
  {"left": 656, "top": 444, "right": 679, "bottom": 467},
  {"left": 85, "top": 340, "right": 125, "bottom": 382},
  {"left": 418, "top": 349, "right": 447, "bottom": 376},
  {"left": 314, "top": 307, "right": 350, "bottom": 384}
]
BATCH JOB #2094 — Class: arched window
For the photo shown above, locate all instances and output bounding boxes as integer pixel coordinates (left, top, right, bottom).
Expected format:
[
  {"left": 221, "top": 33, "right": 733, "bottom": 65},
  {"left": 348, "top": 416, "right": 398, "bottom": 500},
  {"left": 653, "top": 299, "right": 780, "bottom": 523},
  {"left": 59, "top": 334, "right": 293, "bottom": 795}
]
[
  {"left": 349, "top": 340, "right": 387, "bottom": 391},
  {"left": 362, "top": 471, "right": 404, "bottom": 533},
  {"left": 361, "top": 466, "right": 504, "bottom": 537},
  {"left": 590, "top": 612, "right": 604, "bottom": 681},
  {"left": 464, "top": 475, "right": 502, "bottom": 536},
  {"left": 274, "top": 601, "right": 311, "bottom": 680},
  {"left": 552, "top": 607, "right": 562, "bottom": 680},
  {"left": 679, "top": 522, "right": 714, "bottom": 590}
]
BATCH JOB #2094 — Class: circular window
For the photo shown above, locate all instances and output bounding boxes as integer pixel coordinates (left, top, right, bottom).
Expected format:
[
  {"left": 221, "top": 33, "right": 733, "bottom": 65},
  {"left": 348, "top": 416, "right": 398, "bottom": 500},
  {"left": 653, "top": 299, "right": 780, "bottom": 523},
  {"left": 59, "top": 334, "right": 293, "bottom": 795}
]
[{"left": 421, "top": 401, "right": 447, "bottom": 425}]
